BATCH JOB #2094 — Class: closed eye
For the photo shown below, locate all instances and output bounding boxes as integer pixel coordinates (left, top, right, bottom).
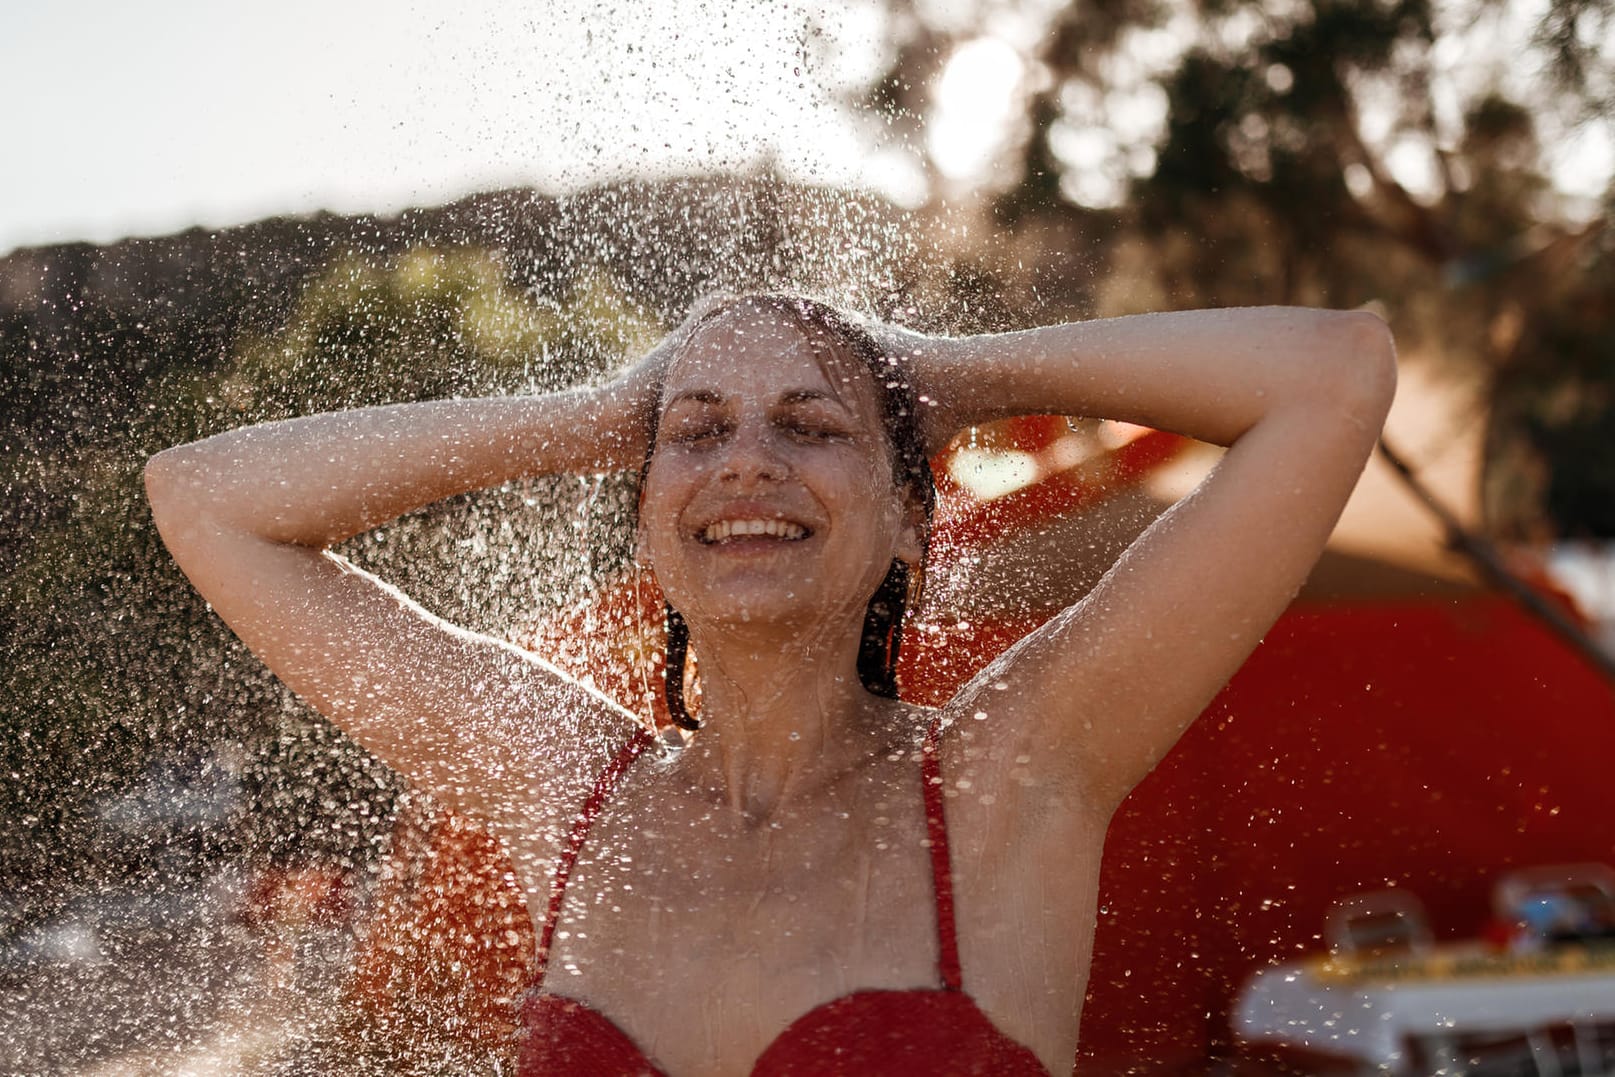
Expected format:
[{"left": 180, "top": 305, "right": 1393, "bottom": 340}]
[
  {"left": 665, "top": 422, "right": 731, "bottom": 445},
  {"left": 774, "top": 398, "right": 856, "bottom": 443},
  {"left": 781, "top": 420, "right": 848, "bottom": 442}
]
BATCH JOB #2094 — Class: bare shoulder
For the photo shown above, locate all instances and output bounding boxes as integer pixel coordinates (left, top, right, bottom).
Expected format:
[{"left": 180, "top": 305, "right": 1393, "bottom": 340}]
[
  {"left": 920, "top": 692, "right": 1108, "bottom": 1057},
  {"left": 924, "top": 691, "right": 1109, "bottom": 850}
]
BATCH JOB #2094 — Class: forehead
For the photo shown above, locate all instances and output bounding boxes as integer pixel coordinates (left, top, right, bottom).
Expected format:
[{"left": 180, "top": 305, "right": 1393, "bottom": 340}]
[{"left": 661, "top": 306, "right": 880, "bottom": 412}]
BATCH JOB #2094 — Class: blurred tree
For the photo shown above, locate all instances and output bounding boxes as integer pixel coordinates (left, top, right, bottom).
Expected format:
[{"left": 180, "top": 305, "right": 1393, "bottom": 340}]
[
  {"left": 858, "top": 0, "right": 1614, "bottom": 537},
  {"left": 0, "top": 244, "right": 659, "bottom": 904},
  {"left": 0, "top": 176, "right": 934, "bottom": 916}
]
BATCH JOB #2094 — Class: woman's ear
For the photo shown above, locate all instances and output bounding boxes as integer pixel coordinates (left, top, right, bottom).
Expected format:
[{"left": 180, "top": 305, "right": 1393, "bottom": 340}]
[{"left": 894, "top": 489, "right": 926, "bottom": 566}]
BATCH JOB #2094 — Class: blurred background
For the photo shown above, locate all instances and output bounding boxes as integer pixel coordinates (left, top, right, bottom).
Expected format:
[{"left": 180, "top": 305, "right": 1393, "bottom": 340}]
[{"left": 3, "top": 1, "right": 1614, "bottom": 1073}]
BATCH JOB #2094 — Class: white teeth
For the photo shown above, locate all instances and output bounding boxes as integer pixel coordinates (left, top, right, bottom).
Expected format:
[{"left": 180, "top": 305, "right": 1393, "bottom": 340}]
[{"left": 701, "top": 518, "right": 808, "bottom": 543}]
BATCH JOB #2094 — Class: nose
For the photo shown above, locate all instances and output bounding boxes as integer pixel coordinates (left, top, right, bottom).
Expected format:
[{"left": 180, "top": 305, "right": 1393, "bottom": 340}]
[{"left": 718, "top": 425, "right": 788, "bottom": 483}]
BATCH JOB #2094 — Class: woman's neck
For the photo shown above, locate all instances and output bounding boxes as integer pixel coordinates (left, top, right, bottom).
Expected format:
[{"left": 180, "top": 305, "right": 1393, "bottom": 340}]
[{"left": 678, "top": 616, "right": 903, "bottom": 820}]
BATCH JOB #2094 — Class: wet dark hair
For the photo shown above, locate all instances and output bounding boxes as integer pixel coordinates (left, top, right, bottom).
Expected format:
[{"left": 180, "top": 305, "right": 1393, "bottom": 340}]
[{"left": 642, "top": 294, "right": 935, "bottom": 730}]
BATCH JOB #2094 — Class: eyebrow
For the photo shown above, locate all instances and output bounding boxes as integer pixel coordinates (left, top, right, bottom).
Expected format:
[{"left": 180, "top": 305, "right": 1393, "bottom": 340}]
[
  {"left": 663, "top": 389, "right": 724, "bottom": 407},
  {"left": 662, "top": 388, "right": 844, "bottom": 408},
  {"left": 778, "top": 389, "right": 840, "bottom": 407}
]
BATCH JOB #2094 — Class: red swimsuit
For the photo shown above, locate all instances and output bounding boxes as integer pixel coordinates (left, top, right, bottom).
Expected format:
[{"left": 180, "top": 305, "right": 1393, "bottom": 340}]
[{"left": 517, "top": 718, "right": 1051, "bottom": 1076}]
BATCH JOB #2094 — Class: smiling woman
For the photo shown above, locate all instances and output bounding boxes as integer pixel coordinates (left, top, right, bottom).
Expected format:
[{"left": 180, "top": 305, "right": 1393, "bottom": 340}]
[
  {"left": 640, "top": 298, "right": 932, "bottom": 733},
  {"left": 144, "top": 292, "right": 1395, "bottom": 1074}
]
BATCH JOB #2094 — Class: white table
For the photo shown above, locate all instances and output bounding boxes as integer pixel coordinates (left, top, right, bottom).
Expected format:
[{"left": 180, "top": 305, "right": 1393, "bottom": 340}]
[{"left": 1234, "top": 947, "right": 1615, "bottom": 1074}]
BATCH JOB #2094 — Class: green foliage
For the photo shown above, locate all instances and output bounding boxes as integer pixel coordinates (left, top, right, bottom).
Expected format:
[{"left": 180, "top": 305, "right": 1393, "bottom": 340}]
[
  {"left": 1484, "top": 228, "right": 1615, "bottom": 539},
  {"left": 0, "top": 247, "right": 659, "bottom": 896},
  {"left": 867, "top": 0, "right": 1615, "bottom": 536},
  {"left": 219, "top": 248, "right": 658, "bottom": 420}
]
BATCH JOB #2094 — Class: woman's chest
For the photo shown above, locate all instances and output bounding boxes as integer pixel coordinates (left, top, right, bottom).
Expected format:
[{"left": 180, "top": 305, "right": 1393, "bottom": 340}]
[{"left": 532, "top": 786, "right": 945, "bottom": 1068}]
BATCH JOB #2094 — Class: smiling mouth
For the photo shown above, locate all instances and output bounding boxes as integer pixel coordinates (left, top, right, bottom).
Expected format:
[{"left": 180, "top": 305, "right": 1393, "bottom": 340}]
[{"left": 699, "top": 518, "right": 811, "bottom": 544}]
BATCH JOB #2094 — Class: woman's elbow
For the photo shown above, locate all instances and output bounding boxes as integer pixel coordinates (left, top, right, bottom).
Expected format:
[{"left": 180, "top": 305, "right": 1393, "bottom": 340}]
[
  {"left": 1313, "top": 309, "right": 1398, "bottom": 428},
  {"left": 143, "top": 447, "right": 181, "bottom": 507},
  {"left": 143, "top": 446, "right": 205, "bottom": 531}
]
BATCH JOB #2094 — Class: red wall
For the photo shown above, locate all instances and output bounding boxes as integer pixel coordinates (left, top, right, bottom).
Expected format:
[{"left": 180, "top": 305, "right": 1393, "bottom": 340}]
[
  {"left": 349, "top": 591, "right": 1615, "bottom": 1071},
  {"left": 1069, "top": 597, "right": 1615, "bottom": 1071}
]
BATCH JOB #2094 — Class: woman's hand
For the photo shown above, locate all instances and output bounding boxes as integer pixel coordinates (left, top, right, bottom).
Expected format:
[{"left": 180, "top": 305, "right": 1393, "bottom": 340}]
[
  {"left": 865, "top": 322, "right": 966, "bottom": 457},
  {"left": 602, "top": 332, "right": 678, "bottom": 454}
]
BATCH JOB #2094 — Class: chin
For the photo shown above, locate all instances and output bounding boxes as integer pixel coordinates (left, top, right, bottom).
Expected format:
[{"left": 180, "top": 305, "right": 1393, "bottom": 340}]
[
  {"left": 674, "top": 581, "right": 863, "bottom": 637},
  {"left": 682, "top": 592, "right": 817, "bottom": 631}
]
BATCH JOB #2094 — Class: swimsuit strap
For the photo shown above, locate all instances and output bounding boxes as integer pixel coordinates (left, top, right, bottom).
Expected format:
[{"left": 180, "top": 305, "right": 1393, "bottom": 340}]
[
  {"left": 921, "top": 714, "right": 964, "bottom": 992},
  {"left": 534, "top": 728, "right": 655, "bottom": 985}
]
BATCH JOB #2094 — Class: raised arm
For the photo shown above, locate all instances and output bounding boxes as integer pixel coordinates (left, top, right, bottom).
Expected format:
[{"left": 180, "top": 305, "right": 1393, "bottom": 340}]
[
  {"left": 145, "top": 373, "right": 658, "bottom": 825},
  {"left": 906, "top": 307, "right": 1397, "bottom": 813}
]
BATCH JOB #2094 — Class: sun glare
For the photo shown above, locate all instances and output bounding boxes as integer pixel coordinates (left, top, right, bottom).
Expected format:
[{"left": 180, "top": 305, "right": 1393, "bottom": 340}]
[{"left": 927, "top": 36, "right": 1025, "bottom": 183}]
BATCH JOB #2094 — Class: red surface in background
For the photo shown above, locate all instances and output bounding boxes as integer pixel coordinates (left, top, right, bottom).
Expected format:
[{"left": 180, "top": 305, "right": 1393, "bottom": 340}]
[
  {"left": 343, "top": 588, "right": 1615, "bottom": 1073},
  {"left": 902, "top": 595, "right": 1615, "bottom": 1073},
  {"left": 342, "top": 410, "right": 1615, "bottom": 1070}
]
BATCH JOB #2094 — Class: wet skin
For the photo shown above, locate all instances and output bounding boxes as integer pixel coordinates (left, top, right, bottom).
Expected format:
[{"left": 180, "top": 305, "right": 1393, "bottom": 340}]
[
  {"left": 509, "top": 307, "right": 1100, "bottom": 1073},
  {"left": 145, "top": 297, "right": 1396, "bottom": 1075}
]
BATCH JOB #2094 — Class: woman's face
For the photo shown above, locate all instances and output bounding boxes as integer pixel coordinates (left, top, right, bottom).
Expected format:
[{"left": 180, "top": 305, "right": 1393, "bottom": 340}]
[{"left": 638, "top": 305, "right": 922, "bottom": 634}]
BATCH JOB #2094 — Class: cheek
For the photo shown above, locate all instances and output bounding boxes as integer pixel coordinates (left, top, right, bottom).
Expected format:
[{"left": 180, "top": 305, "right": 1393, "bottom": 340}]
[
  {"left": 831, "top": 456, "right": 904, "bottom": 527},
  {"left": 636, "top": 494, "right": 680, "bottom": 565},
  {"left": 635, "top": 461, "right": 682, "bottom": 563}
]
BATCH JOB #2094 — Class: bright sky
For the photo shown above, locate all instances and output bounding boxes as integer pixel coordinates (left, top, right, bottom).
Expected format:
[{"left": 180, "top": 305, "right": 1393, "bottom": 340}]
[
  {"left": 0, "top": 0, "right": 922, "bottom": 256},
  {"left": 3, "top": 1, "right": 1608, "bottom": 257}
]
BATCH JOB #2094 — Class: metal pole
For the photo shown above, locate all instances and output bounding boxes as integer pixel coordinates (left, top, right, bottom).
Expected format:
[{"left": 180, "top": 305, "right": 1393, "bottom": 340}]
[{"left": 1376, "top": 438, "right": 1615, "bottom": 687}]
